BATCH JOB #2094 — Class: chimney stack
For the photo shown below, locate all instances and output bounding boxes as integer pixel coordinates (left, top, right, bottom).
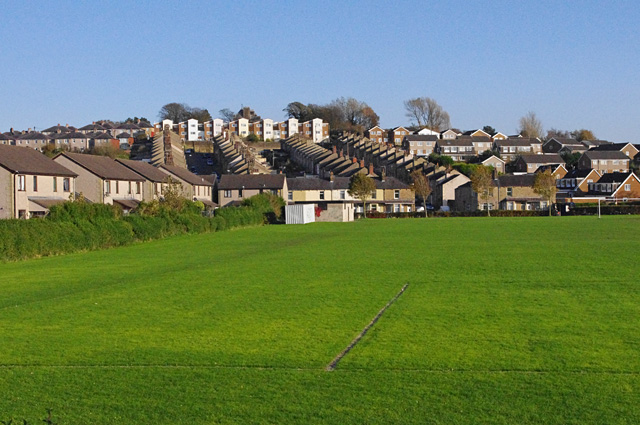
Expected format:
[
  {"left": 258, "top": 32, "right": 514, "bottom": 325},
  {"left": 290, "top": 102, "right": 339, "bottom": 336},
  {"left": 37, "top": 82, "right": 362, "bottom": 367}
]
[
  {"left": 329, "top": 171, "right": 334, "bottom": 182},
  {"left": 381, "top": 168, "right": 386, "bottom": 182},
  {"left": 333, "top": 145, "right": 337, "bottom": 154},
  {"left": 369, "top": 163, "right": 374, "bottom": 175},
  {"left": 339, "top": 150, "right": 343, "bottom": 158},
  {"left": 360, "top": 159, "right": 365, "bottom": 168},
  {"left": 352, "top": 157, "right": 358, "bottom": 164}
]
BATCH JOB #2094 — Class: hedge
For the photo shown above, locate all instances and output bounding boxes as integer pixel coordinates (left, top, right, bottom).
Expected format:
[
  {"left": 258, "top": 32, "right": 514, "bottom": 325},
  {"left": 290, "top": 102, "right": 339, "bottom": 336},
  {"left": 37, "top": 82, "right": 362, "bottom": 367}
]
[{"left": 0, "top": 195, "right": 277, "bottom": 262}]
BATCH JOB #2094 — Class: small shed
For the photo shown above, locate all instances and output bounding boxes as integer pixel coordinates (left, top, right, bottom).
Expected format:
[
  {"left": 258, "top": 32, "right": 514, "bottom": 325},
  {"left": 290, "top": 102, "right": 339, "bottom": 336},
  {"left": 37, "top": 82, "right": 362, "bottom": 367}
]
[{"left": 285, "top": 204, "right": 315, "bottom": 224}]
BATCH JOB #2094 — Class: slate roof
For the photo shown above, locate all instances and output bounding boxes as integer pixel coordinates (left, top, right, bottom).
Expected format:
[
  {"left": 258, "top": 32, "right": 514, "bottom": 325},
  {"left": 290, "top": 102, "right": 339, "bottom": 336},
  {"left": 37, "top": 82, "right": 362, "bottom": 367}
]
[
  {"left": 495, "top": 138, "right": 541, "bottom": 146},
  {"left": 437, "top": 139, "right": 473, "bottom": 147},
  {"left": 18, "top": 132, "right": 51, "bottom": 140},
  {"left": 404, "top": 134, "right": 438, "bottom": 142},
  {"left": 518, "top": 154, "right": 564, "bottom": 164},
  {"left": 497, "top": 174, "right": 536, "bottom": 187},
  {"left": 287, "top": 177, "right": 337, "bottom": 191},
  {"left": 561, "top": 169, "right": 595, "bottom": 179},
  {"left": 589, "top": 143, "right": 636, "bottom": 152},
  {"left": 596, "top": 172, "right": 634, "bottom": 184},
  {"left": 78, "top": 123, "right": 107, "bottom": 131},
  {"left": 42, "top": 125, "right": 71, "bottom": 133},
  {"left": 116, "top": 123, "right": 141, "bottom": 130},
  {"left": 116, "top": 159, "right": 170, "bottom": 182},
  {"left": 160, "top": 164, "right": 214, "bottom": 186},
  {"left": 217, "top": 173, "right": 286, "bottom": 190},
  {"left": 55, "top": 152, "right": 145, "bottom": 181},
  {"left": 0, "top": 145, "right": 77, "bottom": 177},
  {"left": 582, "top": 150, "right": 628, "bottom": 160}
]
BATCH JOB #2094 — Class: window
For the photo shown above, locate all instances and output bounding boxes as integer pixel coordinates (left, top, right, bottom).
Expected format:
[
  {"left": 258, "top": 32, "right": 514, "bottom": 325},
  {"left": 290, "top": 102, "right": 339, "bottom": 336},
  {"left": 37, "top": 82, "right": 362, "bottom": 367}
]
[
  {"left": 224, "top": 190, "right": 231, "bottom": 198},
  {"left": 394, "top": 190, "right": 400, "bottom": 199},
  {"left": 319, "top": 191, "right": 325, "bottom": 200},
  {"left": 625, "top": 184, "right": 631, "bottom": 191},
  {"left": 288, "top": 191, "right": 293, "bottom": 200},
  {"left": 340, "top": 190, "right": 345, "bottom": 200},
  {"left": 136, "top": 182, "right": 141, "bottom": 194},
  {"left": 105, "top": 180, "right": 111, "bottom": 194},
  {"left": 128, "top": 181, "right": 132, "bottom": 195},
  {"left": 63, "top": 178, "right": 70, "bottom": 192},
  {"left": 115, "top": 181, "right": 119, "bottom": 194},
  {"left": 507, "top": 187, "right": 513, "bottom": 197},
  {"left": 371, "top": 190, "right": 376, "bottom": 199},
  {"left": 33, "top": 176, "right": 38, "bottom": 192},
  {"left": 238, "top": 188, "right": 243, "bottom": 198},
  {"left": 53, "top": 177, "right": 57, "bottom": 192},
  {"left": 17, "top": 175, "right": 26, "bottom": 191}
]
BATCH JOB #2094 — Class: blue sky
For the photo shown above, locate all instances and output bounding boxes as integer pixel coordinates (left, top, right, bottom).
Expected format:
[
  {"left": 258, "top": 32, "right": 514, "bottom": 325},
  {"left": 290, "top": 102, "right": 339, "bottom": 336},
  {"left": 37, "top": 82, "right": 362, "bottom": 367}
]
[{"left": 1, "top": 0, "right": 638, "bottom": 141}]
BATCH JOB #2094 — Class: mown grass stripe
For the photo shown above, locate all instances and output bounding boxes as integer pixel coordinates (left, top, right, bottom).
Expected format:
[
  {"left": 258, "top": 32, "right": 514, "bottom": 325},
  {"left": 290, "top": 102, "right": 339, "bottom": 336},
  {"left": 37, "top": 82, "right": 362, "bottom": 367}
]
[{"left": 326, "top": 283, "right": 409, "bottom": 371}]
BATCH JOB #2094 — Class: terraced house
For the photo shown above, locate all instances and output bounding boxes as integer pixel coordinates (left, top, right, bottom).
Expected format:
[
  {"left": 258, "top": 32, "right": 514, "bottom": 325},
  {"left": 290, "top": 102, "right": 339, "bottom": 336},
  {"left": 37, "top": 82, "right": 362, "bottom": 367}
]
[
  {"left": 0, "top": 145, "right": 76, "bottom": 219},
  {"left": 53, "top": 152, "right": 145, "bottom": 209}
]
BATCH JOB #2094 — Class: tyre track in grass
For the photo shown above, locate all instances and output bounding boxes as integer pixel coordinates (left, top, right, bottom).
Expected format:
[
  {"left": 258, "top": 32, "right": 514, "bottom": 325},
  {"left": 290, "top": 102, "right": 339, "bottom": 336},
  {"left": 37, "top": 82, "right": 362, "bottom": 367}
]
[{"left": 325, "top": 283, "right": 409, "bottom": 372}]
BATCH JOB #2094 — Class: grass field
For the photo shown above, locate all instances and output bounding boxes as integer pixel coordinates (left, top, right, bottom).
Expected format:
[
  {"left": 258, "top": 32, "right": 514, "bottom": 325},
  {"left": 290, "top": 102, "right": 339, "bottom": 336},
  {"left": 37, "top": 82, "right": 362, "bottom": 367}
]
[{"left": 1, "top": 216, "right": 639, "bottom": 424}]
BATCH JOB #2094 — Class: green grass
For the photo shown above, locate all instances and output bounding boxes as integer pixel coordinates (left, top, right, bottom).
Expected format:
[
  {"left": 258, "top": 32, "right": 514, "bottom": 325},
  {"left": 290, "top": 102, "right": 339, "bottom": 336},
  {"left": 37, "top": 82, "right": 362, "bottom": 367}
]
[{"left": 1, "top": 216, "right": 639, "bottom": 424}]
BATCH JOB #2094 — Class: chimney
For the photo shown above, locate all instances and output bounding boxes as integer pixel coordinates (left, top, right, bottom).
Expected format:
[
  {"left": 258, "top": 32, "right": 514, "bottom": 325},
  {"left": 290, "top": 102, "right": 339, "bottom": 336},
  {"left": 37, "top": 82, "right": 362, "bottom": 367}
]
[
  {"left": 369, "top": 163, "right": 374, "bottom": 175},
  {"left": 332, "top": 145, "right": 337, "bottom": 154},
  {"left": 360, "top": 159, "right": 365, "bottom": 168},
  {"left": 381, "top": 168, "right": 387, "bottom": 182},
  {"left": 329, "top": 171, "right": 334, "bottom": 182},
  {"left": 352, "top": 157, "right": 358, "bottom": 164},
  {"left": 339, "top": 150, "right": 343, "bottom": 158}
]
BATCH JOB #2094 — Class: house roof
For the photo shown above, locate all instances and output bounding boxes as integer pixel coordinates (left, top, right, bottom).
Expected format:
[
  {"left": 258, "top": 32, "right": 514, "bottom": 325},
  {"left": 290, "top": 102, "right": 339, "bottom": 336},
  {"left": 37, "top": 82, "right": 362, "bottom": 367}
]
[
  {"left": 404, "top": 134, "right": 438, "bottom": 142},
  {"left": 78, "top": 123, "right": 107, "bottom": 131},
  {"left": 482, "top": 155, "right": 505, "bottom": 164},
  {"left": 561, "top": 169, "right": 597, "bottom": 180},
  {"left": 116, "top": 159, "right": 170, "bottom": 183},
  {"left": 218, "top": 173, "right": 286, "bottom": 190},
  {"left": 116, "top": 123, "right": 141, "bottom": 130},
  {"left": 496, "top": 138, "right": 541, "bottom": 146},
  {"left": 55, "top": 152, "right": 145, "bottom": 181},
  {"left": 518, "top": 154, "right": 564, "bottom": 164},
  {"left": 582, "top": 150, "right": 629, "bottom": 160},
  {"left": 18, "top": 132, "right": 51, "bottom": 140},
  {"left": 437, "top": 139, "right": 473, "bottom": 147},
  {"left": 160, "top": 164, "right": 214, "bottom": 186},
  {"left": 42, "top": 125, "right": 71, "bottom": 133},
  {"left": 0, "top": 145, "right": 77, "bottom": 177},
  {"left": 596, "top": 172, "right": 634, "bottom": 184},
  {"left": 287, "top": 177, "right": 337, "bottom": 191},
  {"left": 497, "top": 174, "right": 536, "bottom": 187},
  {"left": 117, "top": 132, "right": 132, "bottom": 139},
  {"left": 88, "top": 131, "right": 114, "bottom": 139},
  {"left": 589, "top": 143, "right": 636, "bottom": 152}
]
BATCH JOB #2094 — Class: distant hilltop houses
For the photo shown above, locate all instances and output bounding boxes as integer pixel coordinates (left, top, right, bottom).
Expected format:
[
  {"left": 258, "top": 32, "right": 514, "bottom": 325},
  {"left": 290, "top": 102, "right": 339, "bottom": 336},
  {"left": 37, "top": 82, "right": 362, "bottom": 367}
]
[{"left": 0, "top": 107, "right": 331, "bottom": 152}]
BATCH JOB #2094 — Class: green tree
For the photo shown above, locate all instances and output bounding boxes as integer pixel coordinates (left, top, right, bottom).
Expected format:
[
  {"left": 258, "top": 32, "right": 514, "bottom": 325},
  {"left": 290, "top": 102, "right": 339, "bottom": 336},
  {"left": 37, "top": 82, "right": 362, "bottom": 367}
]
[
  {"left": 571, "top": 129, "right": 596, "bottom": 142},
  {"left": 470, "top": 165, "right": 495, "bottom": 216},
  {"left": 561, "top": 152, "right": 582, "bottom": 170},
  {"left": 533, "top": 169, "right": 558, "bottom": 216},
  {"left": 410, "top": 170, "right": 431, "bottom": 217},
  {"left": 483, "top": 125, "right": 496, "bottom": 135},
  {"left": 348, "top": 173, "right": 376, "bottom": 218}
]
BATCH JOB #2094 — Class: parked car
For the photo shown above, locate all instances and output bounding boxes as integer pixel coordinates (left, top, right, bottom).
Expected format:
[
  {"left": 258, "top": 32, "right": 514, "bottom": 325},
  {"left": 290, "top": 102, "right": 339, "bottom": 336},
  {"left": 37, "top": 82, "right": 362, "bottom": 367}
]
[{"left": 185, "top": 149, "right": 193, "bottom": 154}]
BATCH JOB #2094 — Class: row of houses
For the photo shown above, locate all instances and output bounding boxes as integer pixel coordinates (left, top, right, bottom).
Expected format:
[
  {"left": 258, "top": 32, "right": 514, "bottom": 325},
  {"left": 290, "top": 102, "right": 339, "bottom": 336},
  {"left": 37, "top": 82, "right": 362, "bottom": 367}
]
[
  {"left": 155, "top": 116, "right": 329, "bottom": 144},
  {"left": 0, "top": 145, "right": 215, "bottom": 219}
]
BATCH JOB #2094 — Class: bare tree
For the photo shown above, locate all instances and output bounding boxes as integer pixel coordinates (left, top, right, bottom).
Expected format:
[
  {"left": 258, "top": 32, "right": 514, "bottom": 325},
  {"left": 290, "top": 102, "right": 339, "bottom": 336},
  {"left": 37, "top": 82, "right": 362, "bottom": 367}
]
[
  {"left": 518, "top": 111, "right": 543, "bottom": 138},
  {"left": 533, "top": 169, "right": 558, "bottom": 216},
  {"left": 218, "top": 108, "right": 236, "bottom": 121},
  {"left": 470, "top": 165, "right": 495, "bottom": 216},
  {"left": 158, "top": 103, "right": 190, "bottom": 122},
  {"left": 410, "top": 170, "right": 432, "bottom": 217},
  {"left": 404, "top": 97, "right": 451, "bottom": 131}
]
